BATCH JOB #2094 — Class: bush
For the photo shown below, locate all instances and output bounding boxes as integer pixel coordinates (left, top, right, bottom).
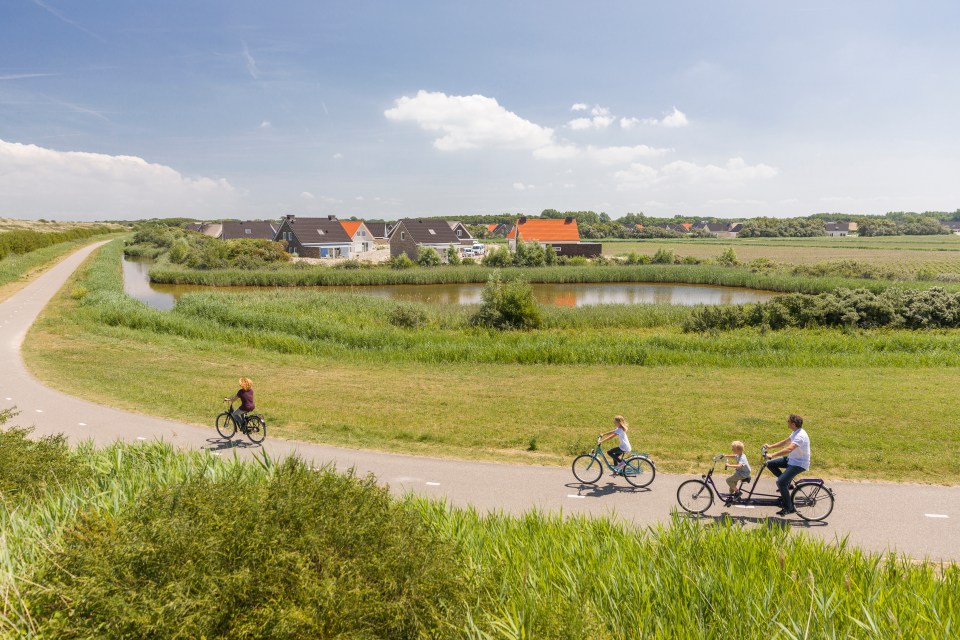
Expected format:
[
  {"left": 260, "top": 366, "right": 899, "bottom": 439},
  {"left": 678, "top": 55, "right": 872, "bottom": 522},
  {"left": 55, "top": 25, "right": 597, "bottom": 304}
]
[
  {"left": 28, "top": 459, "right": 477, "bottom": 638},
  {"left": 416, "top": 246, "right": 442, "bottom": 267},
  {"left": 716, "top": 247, "right": 739, "bottom": 266},
  {"left": 461, "top": 256, "right": 476, "bottom": 265},
  {"left": 652, "top": 248, "right": 675, "bottom": 264},
  {"left": 333, "top": 258, "right": 363, "bottom": 270},
  {"left": 388, "top": 253, "right": 415, "bottom": 270},
  {"left": 0, "top": 412, "right": 90, "bottom": 502},
  {"left": 482, "top": 246, "right": 512, "bottom": 267},
  {"left": 567, "top": 255, "right": 588, "bottom": 266},
  {"left": 389, "top": 304, "right": 428, "bottom": 328},
  {"left": 446, "top": 244, "right": 461, "bottom": 265},
  {"left": 471, "top": 274, "right": 542, "bottom": 330}
]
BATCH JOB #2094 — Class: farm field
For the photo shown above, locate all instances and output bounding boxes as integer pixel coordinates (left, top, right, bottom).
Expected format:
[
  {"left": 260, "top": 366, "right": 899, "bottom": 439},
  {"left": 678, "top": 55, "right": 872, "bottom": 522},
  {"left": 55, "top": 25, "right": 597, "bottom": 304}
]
[
  {"left": 22, "top": 240, "right": 960, "bottom": 483},
  {"left": 601, "top": 235, "right": 960, "bottom": 272}
]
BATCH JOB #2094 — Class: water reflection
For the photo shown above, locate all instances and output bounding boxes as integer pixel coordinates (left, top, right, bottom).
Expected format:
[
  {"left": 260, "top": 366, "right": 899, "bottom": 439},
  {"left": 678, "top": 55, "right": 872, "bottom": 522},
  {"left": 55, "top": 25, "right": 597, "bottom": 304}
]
[{"left": 122, "top": 256, "right": 777, "bottom": 311}]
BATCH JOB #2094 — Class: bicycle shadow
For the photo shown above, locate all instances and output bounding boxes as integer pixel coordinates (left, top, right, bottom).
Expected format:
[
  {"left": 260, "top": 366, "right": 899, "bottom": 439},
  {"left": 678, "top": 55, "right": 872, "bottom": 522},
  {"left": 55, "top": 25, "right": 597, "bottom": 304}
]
[
  {"left": 565, "top": 481, "right": 652, "bottom": 498},
  {"left": 675, "top": 510, "right": 828, "bottom": 530},
  {"left": 203, "top": 437, "right": 262, "bottom": 452}
]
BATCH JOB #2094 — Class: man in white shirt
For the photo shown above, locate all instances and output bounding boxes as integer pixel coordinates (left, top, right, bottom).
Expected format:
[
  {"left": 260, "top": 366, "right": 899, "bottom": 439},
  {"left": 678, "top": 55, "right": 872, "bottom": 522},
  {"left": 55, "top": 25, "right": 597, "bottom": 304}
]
[{"left": 763, "top": 414, "right": 811, "bottom": 516}]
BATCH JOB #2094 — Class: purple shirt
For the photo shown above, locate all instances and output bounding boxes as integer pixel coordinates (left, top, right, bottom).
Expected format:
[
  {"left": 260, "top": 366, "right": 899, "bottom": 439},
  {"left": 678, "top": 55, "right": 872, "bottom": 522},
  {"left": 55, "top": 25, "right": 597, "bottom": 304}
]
[{"left": 237, "top": 388, "right": 255, "bottom": 411}]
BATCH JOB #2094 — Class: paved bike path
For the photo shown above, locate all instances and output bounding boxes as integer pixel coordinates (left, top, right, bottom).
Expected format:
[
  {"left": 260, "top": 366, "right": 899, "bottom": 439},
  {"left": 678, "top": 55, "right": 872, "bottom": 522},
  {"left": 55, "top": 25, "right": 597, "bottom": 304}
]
[{"left": 2, "top": 242, "right": 958, "bottom": 562}]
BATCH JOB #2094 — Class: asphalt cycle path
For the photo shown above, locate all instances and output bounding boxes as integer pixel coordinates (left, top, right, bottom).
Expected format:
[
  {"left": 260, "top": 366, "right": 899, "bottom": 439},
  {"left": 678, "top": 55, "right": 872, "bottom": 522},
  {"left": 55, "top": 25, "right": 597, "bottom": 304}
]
[{"left": 2, "top": 242, "right": 958, "bottom": 562}]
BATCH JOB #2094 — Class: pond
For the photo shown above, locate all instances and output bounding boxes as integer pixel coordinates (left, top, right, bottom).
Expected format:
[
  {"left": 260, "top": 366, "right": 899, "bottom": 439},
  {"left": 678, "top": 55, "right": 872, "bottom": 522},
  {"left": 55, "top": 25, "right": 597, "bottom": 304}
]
[{"left": 122, "top": 256, "right": 778, "bottom": 311}]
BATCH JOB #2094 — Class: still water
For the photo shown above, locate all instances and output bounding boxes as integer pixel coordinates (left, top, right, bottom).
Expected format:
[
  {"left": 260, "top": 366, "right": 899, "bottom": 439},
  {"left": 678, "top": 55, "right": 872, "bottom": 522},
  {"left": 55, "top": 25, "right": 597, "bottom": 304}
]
[{"left": 122, "top": 256, "right": 777, "bottom": 311}]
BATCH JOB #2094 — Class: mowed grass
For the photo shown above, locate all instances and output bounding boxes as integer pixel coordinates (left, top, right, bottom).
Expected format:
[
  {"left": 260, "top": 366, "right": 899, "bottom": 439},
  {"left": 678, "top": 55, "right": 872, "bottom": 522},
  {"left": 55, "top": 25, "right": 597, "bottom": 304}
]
[
  {"left": 0, "top": 234, "right": 120, "bottom": 302},
  {"left": 603, "top": 235, "right": 960, "bottom": 271}
]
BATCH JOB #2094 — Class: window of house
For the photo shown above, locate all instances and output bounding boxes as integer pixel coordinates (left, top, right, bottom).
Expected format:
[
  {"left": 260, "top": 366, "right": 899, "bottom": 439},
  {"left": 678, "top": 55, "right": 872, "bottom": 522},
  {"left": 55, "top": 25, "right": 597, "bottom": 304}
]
[
  {"left": 245, "top": 229, "right": 251, "bottom": 234},
  {"left": 456, "top": 229, "right": 462, "bottom": 236},
  {"left": 401, "top": 232, "right": 405, "bottom": 240},
  {"left": 428, "top": 229, "right": 436, "bottom": 235},
  {"left": 317, "top": 229, "right": 326, "bottom": 235}
]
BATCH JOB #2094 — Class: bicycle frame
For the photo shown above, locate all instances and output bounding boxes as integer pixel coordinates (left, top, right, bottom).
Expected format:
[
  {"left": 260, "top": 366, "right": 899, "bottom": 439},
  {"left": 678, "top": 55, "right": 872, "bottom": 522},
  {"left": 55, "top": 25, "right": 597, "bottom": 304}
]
[
  {"left": 588, "top": 444, "right": 652, "bottom": 471},
  {"left": 699, "top": 456, "right": 783, "bottom": 507}
]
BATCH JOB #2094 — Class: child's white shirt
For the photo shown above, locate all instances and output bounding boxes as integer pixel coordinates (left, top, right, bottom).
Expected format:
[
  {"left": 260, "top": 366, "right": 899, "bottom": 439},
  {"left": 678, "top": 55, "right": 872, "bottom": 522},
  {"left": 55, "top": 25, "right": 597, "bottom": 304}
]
[{"left": 615, "top": 427, "right": 631, "bottom": 452}]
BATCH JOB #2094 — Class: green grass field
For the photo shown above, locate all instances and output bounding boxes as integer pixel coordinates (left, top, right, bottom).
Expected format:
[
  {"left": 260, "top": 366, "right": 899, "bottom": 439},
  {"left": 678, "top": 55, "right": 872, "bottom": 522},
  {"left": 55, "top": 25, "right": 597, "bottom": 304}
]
[
  {"left": 22, "top": 240, "right": 960, "bottom": 482},
  {"left": 2, "top": 429, "right": 956, "bottom": 638}
]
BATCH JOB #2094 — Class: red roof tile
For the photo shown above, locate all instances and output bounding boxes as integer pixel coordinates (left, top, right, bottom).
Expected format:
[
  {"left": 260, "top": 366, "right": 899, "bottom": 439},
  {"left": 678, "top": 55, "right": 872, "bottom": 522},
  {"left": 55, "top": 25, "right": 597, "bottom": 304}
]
[
  {"left": 340, "top": 221, "right": 364, "bottom": 237},
  {"left": 507, "top": 218, "right": 580, "bottom": 242}
]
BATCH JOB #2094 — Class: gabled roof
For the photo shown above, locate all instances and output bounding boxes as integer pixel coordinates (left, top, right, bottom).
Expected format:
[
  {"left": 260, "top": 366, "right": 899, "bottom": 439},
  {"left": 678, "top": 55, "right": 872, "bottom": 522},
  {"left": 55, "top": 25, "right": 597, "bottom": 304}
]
[
  {"left": 704, "top": 223, "right": 731, "bottom": 233},
  {"left": 282, "top": 217, "right": 352, "bottom": 244},
  {"left": 394, "top": 219, "right": 461, "bottom": 244},
  {"left": 507, "top": 218, "right": 580, "bottom": 242},
  {"left": 220, "top": 221, "right": 277, "bottom": 240},
  {"left": 487, "top": 223, "right": 498, "bottom": 232},
  {"left": 340, "top": 221, "right": 370, "bottom": 238},
  {"left": 363, "top": 222, "right": 389, "bottom": 238}
]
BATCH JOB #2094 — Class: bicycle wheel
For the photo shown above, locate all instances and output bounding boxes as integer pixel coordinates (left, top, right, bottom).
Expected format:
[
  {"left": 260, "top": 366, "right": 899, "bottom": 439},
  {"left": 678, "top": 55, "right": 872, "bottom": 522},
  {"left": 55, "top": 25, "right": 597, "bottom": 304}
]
[
  {"left": 572, "top": 454, "right": 603, "bottom": 484},
  {"left": 676, "top": 480, "right": 714, "bottom": 514},
  {"left": 215, "top": 412, "right": 236, "bottom": 439},
  {"left": 245, "top": 415, "right": 267, "bottom": 444},
  {"left": 792, "top": 484, "right": 834, "bottom": 522},
  {"left": 622, "top": 456, "right": 656, "bottom": 488}
]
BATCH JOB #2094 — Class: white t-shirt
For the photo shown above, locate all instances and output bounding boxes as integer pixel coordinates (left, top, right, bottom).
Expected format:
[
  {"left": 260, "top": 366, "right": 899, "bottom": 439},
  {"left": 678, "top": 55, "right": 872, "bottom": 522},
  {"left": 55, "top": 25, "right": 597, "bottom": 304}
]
[
  {"left": 788, "top": 428, "right": 811, "bottom": 469},
  {"left": 615, "top": 427, "right": 631, "bottom": 452},
  {"left": 733, "top": 453, "right": 751, "bottom": 477}
]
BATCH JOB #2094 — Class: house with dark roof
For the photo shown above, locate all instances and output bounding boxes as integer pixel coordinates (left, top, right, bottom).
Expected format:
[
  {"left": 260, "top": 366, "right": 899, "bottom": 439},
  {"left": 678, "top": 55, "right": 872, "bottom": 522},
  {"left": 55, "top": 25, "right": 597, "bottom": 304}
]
[
  {"left": 941, "top": 221, "right": 960, "bottom": 235},
  {"left": 363, "top": 221, "right": 398, "bottom": 242},
  {"left": 390, "top": 219, "right": 463, "bottom": 260},
  {"left": 273, "top": 215, "right": 354, "bottom": 258},
  {"left": 486, "top": 222, "right": 512, "bottom": 237},
  {"left": 703, "top": 223, "right": 742, "bottom": 238},
  {"left": 824, "top": 222, "right": 859, "bottom": 237},
  {"left": 340, "top": 220, "right": 375, "bottom": 254},
  {"left": 184, "top": 222, "right": 223, "bottom": 238},
  {"left": 220, "top": 220, "right": 279, "bottom": 241},
  {"left": 447, "top": 221, "right": 474, "bottom": 245}
]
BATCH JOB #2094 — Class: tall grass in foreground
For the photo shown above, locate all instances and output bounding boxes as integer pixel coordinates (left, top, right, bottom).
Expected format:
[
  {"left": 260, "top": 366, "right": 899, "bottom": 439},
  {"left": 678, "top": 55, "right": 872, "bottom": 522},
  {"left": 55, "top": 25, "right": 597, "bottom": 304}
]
[{"left": 2, "top": 430, "right": 956, "bottom": 639}]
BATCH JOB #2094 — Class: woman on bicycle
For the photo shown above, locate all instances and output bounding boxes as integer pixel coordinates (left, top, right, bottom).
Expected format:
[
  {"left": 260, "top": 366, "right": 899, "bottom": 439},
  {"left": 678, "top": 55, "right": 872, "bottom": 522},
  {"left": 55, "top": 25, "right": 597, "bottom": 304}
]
[
  {"left": 598, "top": 415, "right": 632, "bottom": 472},
  {"left": 224, "top": 377, "right": 255, "bottom": 427}
]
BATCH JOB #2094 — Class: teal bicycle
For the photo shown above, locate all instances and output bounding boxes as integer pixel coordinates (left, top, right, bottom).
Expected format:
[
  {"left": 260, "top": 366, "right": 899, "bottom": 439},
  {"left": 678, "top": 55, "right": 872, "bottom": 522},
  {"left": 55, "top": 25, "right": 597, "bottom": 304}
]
[{"left": 572, "top": 443, "right": 656, "bottom": 488}]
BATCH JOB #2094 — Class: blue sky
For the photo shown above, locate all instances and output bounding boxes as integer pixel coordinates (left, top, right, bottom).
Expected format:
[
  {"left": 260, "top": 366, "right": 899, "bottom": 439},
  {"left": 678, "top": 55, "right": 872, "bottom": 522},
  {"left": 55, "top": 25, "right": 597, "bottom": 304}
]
[{"left": 1, "top": 1, "right": 958, "bottom": 220}]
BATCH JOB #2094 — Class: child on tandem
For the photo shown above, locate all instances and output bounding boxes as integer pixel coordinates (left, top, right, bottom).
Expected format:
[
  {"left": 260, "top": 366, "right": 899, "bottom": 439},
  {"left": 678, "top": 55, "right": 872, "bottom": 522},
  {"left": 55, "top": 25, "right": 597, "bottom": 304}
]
[{"left": 723, "top": 440, "right": 751, "bottom": 500}]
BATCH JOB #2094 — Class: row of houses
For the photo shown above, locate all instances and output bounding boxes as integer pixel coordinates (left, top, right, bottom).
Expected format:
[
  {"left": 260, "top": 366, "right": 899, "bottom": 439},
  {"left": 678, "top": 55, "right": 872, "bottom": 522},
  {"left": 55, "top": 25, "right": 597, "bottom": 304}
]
[{"left": 186, "top": 216, "right": 601, "bottom": 261}]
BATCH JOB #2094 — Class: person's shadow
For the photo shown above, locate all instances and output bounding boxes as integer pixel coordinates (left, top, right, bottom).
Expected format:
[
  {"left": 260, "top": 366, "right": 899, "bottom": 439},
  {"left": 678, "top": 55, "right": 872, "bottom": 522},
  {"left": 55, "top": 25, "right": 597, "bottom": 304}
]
[
  {"left": 674, "top": 509, "right": 829, "bottom": 530},
  {"left": 204, "top": 436, "right": 262, "bottom": 452},
  {"left": 565, "top": 481, "right": 653, "bottom": 498}
]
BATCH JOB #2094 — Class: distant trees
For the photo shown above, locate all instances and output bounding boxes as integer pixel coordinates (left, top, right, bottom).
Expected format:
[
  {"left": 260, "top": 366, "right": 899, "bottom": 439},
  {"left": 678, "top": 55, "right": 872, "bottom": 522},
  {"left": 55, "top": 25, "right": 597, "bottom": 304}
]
[
  {"left": 0, "top": 226, "right": 116, "bottom": 260},
  {"left": 737, "top": 218, "right": 826, "bottom": 237}
]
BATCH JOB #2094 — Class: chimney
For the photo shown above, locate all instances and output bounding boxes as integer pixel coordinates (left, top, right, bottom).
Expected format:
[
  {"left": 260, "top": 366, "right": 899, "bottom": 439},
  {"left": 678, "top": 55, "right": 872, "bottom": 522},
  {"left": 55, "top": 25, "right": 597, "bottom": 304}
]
[
  {"left": 327, "top": 215, "right": 337, "bottom": 221},
  {"left": 285, "top": 214, "right": 295, "bottom": 223},
  {"left": 564, "top": 216, "right": 574, "bottom": 224},
  {"left": 518, "top": 216, "right": 527, "bottom": 224}
]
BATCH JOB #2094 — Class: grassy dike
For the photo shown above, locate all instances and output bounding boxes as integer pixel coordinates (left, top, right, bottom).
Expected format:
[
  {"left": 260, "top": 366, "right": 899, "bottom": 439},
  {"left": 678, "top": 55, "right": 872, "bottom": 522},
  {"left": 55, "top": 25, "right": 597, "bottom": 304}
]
[
  {"left": 0, "top": 233, "right": 123, "bottom": 302},
  {"left": 22, "top": 239, "right": 960, "bottom": 482},
  {"left": 2, "top": 428, "right": 956, "bottom": 639}
]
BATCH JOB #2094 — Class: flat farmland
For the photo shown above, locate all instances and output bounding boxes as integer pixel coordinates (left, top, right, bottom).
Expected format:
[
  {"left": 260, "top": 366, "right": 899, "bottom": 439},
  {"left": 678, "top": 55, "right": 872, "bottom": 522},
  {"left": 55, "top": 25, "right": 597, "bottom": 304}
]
[{"left": 602, "top": 236, "right": 960, "bottom": 271}]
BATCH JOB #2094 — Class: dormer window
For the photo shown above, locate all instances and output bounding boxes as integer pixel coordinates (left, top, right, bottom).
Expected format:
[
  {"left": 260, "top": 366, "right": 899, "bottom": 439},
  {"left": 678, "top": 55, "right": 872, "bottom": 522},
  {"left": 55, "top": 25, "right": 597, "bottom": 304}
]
[
  {"left": 245, "top": 229, "right": 252, "bottom": 234},
  {"left": 456, "top": 229, "right": 462, "bottom": 236},
  {"left": 428, "top": 229, "right": 436, "bottom": 235}
]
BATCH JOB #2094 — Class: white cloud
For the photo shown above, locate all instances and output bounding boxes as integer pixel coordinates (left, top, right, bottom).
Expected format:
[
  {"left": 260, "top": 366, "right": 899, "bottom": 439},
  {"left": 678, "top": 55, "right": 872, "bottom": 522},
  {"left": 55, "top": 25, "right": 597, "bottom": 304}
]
[
  {"left": 660, "top": 157, "right": 777, "bottom": 183},
  {"left": 0, "top": 138, "right": 238, "bottom": 218},
  {"left": 512, "top": 182, "right": 534, "bottom": 191},
  {"left": 259, "top": 120, "right": 272, "bottom": 129},
  {"left": 332, "top": 152, "right": 343, "bottom": 159},
  {"left": 571, "top": 103, "right": 588, "bottom": 111},
  {"left": 619, "top": 107, "right": 689, "bottom": 128},
  {"left": 567, "top": 105, "right": 614, "bottom": 130},
  {"left": 532, "top": 144, "right": 580, "bottom": 160},
  {"left": 242, "top": 41, "right": 259, "bottom": 80},
  {"left": 586, "top": 144, "right": 671, "bottom": 165},
  {"left": 384, "top": 90, "right": 554, "bottom": 151},
  {"left": 614, "top": 157, "right": 778, "bottom": 190},
  {"left": 300, "top": 191, "right": 314, "bottom": 200}
]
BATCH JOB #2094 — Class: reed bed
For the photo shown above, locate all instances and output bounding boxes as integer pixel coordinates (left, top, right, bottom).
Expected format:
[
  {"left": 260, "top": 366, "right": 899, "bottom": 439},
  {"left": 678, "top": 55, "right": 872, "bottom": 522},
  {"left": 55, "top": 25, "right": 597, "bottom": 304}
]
[
  {"left": 2, "top": 432, "right": 956, "bottom": 638},
  {"left": 148, "top": 261, "right": 958, "bottom": 295}
]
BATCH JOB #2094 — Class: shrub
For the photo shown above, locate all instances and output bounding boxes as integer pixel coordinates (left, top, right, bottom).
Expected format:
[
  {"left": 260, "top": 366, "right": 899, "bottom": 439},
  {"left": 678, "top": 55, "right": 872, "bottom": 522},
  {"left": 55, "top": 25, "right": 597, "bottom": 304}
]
[
  {"left": 482, "top": 246, "right": 512, "bottom": 267},
  {"left": 716, "top": 247, "right": 739, "bottom": 266},
  {"left": 544, "top": 244, "right": 557, "bottom": 265},
  {"left": 0, "top": 412, "right": 90, "bottom": 502},
  {"left": 446, "top": 244, "right": 461, "bottom": 265},
  {"left": 388, "top": 253, "right": 415, "bottom": 270},
  {"left": 652, "top": 248, "right": 675, "bottom": 264},
  {"left": 333, "top": 258, "right": 363, "bottom": 270},
  {"left": 416, "top": 247, "right": 442, "bottom": 267},
  {"left": 389, "top": 304, "right": 428, "bottom": 328},
  {"left": 567, "top": 255, "right": 588, "bottom": 266},
  {"left": 28, "top": 459, "right": 477, "bottom": 638},
  {"left": 461, "top": 256, "right": 476, "bottom": 265},
  {"left": 471, "top": 274, "right": 542, "bottom": 330}
]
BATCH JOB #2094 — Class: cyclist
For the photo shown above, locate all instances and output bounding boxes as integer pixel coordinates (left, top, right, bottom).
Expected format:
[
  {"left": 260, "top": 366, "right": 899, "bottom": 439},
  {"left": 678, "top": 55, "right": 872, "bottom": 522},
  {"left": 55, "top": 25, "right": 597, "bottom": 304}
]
[
  {"left": 598, "top": 415, "right": 632, "bottom": 473},
  {"left": 224, "top": 377, "right": 255, "bottom": 428},
  {"left": 763, "top": 414, "right": 811, "bottom": 516}
]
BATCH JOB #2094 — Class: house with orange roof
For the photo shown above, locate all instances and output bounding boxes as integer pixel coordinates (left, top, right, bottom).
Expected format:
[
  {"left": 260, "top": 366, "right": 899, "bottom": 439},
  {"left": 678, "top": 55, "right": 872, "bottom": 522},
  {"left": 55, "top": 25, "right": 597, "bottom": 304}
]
[
  {"left": 340, "top": 220, "right": 375, "bottom": 254},
  {"left": 507, "top": 216, "right": 601, "bottom": 257}
]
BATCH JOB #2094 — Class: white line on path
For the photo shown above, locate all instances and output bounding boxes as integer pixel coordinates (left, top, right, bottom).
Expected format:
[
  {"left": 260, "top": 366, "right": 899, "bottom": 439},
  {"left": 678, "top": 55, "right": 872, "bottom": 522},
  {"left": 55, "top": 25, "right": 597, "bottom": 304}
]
[
  {"left": 5, "top": 397, "right": 11, "bottom": 400},
  {"left": 137, "top": 437, "right": 147, "bottom": 441},
  {"left": 210, "top": 452, "right": 222, "bottom": 456},
  {"left": 567, "top": 494, "right": 586, "bottom": 499},
  {"left": 733, "top": 505, "right": 756, "bottom": 509},
  {"left": 35, "top": 409, "right": 42, "bottom": 413},
  {"left": 425, "top": 482, "right": 441, "bottom": 486},
  {"left": 925, "top": 514, "right": 950, "bottom": 519},
  {"left": 78, "top": 422, "right": 86, "bottom": 426}
]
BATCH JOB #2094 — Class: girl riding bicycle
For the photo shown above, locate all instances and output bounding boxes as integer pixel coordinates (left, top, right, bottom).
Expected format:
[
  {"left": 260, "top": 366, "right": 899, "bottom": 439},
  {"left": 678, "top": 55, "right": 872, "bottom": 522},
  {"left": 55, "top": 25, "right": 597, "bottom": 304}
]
[
  {"left": 224, "top": 377, "right": 255, "bottom": 427},
  {"left": 598, "top": 415, "right": 632, "bottom": 472}
]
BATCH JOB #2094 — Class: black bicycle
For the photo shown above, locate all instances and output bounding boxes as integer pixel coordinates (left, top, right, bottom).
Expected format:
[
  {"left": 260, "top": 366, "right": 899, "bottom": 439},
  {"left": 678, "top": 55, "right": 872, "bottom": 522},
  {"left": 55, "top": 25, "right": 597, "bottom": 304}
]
[
  {"left": 676, "top": 446, "right": 834, "bottom": 522},
  {"left": 216, "top": 400, "right": 267, "bottom": 444}
]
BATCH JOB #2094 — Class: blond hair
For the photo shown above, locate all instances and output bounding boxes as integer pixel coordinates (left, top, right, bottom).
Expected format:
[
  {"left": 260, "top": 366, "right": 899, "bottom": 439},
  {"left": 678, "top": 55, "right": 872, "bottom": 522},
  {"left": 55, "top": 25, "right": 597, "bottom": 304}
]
[
  {"left": 614, "top": 415, "right": 629, "bottom": 430},
  {"left": 731, "top": 440, "right": 744, "bottom": 453},
  {"left": 239, "top": 377, "right": 253, "bottom": 390}
]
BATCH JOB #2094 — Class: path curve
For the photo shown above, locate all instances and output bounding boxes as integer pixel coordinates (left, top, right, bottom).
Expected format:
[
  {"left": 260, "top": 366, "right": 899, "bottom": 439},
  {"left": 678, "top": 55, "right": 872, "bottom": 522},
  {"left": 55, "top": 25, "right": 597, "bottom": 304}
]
[{"left": 2, "top": 242, "right": 958, "bottom": 561}]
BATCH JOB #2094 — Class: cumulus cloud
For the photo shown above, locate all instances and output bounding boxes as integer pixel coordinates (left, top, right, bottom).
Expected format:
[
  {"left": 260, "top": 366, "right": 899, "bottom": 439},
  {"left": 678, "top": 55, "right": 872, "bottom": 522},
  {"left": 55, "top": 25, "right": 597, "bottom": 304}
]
[
  {"left": 384, "top": 90, "right": 554, "bottom": 151},
  {"left": 259, "top": 120, "right": 272, "bottom": 129},
  {"left": 570, "top": 103, "right": 588, "bottom": 111},
  {"left": 300, "top": 191, "right": 315, "bottom": 200},
  {"left": 614, "top": 157, "right": 778, "bottom": 190},
  {"left": 620, "top": 107, "right": 689, "bottom": 128},
  {"left": 586, "top": 145, "right": 671, "bottom": 165},
  {"left": 0, "top": 138, "right": 238, "bottom": 218},
  {"left": 512, "top": 182, "right": 534, "bottom": 191},
  {"left": 332, "top": 152, "right": 343, "bottom": 159},
  {"left": 567, "top": 105, "right": 614, "bottom": 130}
]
